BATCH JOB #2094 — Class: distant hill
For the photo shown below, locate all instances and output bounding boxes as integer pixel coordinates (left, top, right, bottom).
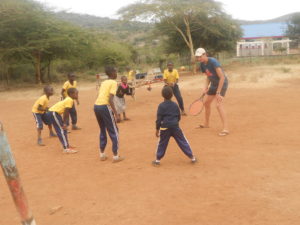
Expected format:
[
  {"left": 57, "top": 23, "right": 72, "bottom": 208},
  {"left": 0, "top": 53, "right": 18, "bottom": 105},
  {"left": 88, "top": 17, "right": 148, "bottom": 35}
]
[
  {"left": 53, "top": 11, "right": 299, "bottom": 46},
  {"left": 54, "top": 11, "right": 154, "bottom": 46},
  {"left": 238, "top": 12, "right": 300, "bottom": 25}
]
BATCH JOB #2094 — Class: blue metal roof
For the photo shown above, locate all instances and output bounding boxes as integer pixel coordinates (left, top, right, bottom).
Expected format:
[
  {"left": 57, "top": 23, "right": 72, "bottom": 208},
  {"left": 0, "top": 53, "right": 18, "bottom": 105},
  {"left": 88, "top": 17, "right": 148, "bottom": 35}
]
[{"left": 241, "top": 22, "right": 288, "bottom": 39}]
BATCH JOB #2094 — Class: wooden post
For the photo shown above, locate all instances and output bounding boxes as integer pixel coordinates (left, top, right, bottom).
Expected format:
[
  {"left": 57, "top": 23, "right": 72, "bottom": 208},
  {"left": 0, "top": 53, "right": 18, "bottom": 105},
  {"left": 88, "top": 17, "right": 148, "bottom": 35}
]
[{"left": 0, "top": 122, "right": 36, "bottom": 225}]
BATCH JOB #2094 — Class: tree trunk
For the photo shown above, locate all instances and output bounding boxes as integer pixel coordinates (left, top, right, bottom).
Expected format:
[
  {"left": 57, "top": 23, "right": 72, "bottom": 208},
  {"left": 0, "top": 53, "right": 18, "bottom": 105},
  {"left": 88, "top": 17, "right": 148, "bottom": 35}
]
[
  {"left": 40, "top": 69, "right": 45, "bottom": 84},
  {"left": 183, "top": 17, "right": 197, "bottom": 74},
  {"left": 34, "top": 52, "right": 42, "bottom": 84},
  {"left": 5, "top": 66, "right": 9, "bottom": 86},
  {"left": 47, "top": 60, "right": 51, "bottom": 83}
]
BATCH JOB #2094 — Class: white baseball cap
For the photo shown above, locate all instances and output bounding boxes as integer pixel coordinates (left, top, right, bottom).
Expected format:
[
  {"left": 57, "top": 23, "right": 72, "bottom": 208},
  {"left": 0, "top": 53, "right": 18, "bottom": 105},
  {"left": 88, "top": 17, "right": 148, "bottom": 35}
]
[{"left": 195, "top": 48, "right": 206, "bottom": 56}]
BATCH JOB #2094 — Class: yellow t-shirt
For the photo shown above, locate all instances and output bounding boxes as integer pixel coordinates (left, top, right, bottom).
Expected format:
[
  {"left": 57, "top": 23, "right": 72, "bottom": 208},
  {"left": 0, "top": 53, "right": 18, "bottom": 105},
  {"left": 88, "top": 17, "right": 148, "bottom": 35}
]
[
  {"left": 163, "top": 69, "right": 179, "bottom": 83},
  {"left": 49, "top": 97, "right": 74, "bottom": 115},
  {"left": 32, "top": 95, "right": 49, "bottom": 114},
  {"left": 95, "top": 79, "right": 117, "bottom": 105},
  {"left": 127, "top": 70, "right": 135, "bottom": 81},
  {"left": 62, "top": 80, "right": 77, "bottom": 98}
]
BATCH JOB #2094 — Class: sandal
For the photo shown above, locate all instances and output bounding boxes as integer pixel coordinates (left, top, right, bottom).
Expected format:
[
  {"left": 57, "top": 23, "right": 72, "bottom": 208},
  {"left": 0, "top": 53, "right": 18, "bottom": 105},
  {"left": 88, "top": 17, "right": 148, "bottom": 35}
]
[{"left": 218, "top": 130, "right": 229, "bottom": 136}]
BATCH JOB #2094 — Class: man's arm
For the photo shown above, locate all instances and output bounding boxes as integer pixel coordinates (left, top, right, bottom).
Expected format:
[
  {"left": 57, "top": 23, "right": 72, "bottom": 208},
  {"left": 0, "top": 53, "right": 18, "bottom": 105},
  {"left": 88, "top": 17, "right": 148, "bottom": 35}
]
[
  {"left": 215, "top": 67, "right": 225, "bottom": 102},
  {"left": 201, "top": 77, "right": 210, "bottom": 96}
]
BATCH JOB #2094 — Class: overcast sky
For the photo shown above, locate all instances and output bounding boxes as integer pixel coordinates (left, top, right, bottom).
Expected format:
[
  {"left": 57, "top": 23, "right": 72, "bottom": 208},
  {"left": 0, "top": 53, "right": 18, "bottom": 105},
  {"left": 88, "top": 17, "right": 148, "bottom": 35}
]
[{"left": 37, "top": 0, "right": 300, "bottom": 21}]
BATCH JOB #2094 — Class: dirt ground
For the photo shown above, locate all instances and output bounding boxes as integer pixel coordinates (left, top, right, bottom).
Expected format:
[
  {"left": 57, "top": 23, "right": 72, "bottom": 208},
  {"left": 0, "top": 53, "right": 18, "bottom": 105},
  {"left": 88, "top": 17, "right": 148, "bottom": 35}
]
[{"left": 1, "top": 64, "right": 300, "bottom": 225}]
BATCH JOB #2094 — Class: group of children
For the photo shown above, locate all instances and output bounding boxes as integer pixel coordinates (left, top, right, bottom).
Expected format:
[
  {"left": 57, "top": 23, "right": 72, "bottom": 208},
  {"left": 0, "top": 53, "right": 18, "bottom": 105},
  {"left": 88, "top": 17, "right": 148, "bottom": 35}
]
[
  {"left": 32, "top": 47, "right": 228, "bottom": 165},
  {"left": 32, "top": 73, "right": 80, "bottom": 153}
]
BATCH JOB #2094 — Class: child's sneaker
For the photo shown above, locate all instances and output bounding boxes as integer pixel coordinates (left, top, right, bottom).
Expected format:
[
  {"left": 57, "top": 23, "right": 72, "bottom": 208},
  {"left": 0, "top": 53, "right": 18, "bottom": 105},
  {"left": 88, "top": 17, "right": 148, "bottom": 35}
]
[
  {"left": 181, "top": 111, "right": 187, "bottom": 116},
  {"left": 63, "top": 148, "right": 78, "bottom": 154},
  {"left": 100, "top": 153, "right": 108, "bottom": 161},
  {"left": 152, "top": 160, "right": 160, "bottom": 166},
  {"left": 37, "top": 138, "right": 45, "bottom": 146},
  {"left": 72, "top": 125, "right": 81, "bottom": 130},
  {"left": 191, "top": 157, "right": 197, "bottom": 164},
  {"left": 49, "top": 132, "right": 57, "bottom": 137},
  {"left": 112, "top": 156, "right": 124, "bottom": 163}
]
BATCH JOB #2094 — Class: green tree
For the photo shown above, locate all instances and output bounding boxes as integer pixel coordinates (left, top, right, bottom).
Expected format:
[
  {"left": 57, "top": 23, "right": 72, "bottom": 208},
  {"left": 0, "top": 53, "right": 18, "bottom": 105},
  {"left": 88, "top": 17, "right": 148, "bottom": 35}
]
[
  {"left": 0, "top": 0, "right": 92, "bottom": 83},
  {"left": 287, "top": 13, "right": 300, "bottom": 44},
  {"left": 118, "top": 0, "right": 241, "bottom": 70},
  {"left": 159, "top": 14, "right": 241, "bottom": 56}
]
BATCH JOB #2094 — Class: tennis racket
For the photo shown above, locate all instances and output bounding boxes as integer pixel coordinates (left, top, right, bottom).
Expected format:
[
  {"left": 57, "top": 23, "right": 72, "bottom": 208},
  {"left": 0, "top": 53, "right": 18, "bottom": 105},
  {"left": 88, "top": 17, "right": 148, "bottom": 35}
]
[{"left": 189, "top": 93, "right": 205, "bottom": 116}]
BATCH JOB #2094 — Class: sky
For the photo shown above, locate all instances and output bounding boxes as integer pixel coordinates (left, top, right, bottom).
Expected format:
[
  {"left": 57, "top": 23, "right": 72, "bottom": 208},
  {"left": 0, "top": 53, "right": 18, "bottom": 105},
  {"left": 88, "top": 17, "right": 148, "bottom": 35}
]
[{"left": 37, "top": 0, "right": 300, "bottom": 21}]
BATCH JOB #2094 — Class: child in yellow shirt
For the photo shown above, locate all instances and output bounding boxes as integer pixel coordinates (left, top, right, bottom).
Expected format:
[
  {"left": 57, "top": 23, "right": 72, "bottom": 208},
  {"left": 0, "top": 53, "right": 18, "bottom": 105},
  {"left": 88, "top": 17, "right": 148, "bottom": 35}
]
[
  {"left": 32, "top": 86, "right": 56, "bottom": 146},
  {"left": 48, "top": 88, "right": 79, "bottom": 154},
  {"left": 94, "top": 66, "right": 124, "bottom": 163},
  {"left": 163, "top": 62, "right": 186, "bottom": 115},
  {"left": 61, "top": 73, "right": 81, "bottom": 130}
]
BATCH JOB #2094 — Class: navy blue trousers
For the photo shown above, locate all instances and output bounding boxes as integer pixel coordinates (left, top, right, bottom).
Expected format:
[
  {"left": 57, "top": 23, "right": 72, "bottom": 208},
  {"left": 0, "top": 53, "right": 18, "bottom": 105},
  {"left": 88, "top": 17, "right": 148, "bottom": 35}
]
[
  {"left": 66, "top": 104, "right": 77, "bottom": 125},
  {"left": 48, "top": 112, "right": 69, "bottom": 149},
  {"left": 171, "top": 84, "right": 184, "bottom": 111},
  {"left": 156, "top": 127, "right": 193, "bottom": 160},
  {"left": 94, "top": 105, "right": 119, "bottom": 155},
  {"left": 33, "top": 112, "right": 51, "bottom": 129}
]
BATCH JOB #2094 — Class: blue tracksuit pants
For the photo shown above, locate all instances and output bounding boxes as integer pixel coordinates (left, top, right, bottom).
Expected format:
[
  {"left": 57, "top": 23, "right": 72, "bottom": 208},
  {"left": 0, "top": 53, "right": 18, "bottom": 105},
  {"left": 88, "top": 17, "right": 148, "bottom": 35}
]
[
  {"left": 165, "top": 84, "right": 184, "bottom": 111},
  {"left": 48, "top": 112, "right": 69, "bottom": 149},
  {"left": 94, "top": 105, "right": 119, "bottom": 155},
  {"left": 156, "top": 127, "right": 193, "bottom": 160},
  {"left": 66, "top": 104, "right": 77, "bottom": 126}
]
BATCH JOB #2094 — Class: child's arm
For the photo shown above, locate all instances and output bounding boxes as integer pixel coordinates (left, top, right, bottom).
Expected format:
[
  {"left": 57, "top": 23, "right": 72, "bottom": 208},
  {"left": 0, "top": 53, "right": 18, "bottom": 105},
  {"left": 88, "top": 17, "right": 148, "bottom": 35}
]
[
  {"left": 175, "top": 70, "right": 179, "bottom": 84},
  {"left": 61, "top": 89, "right": 65, "bottom": 100},
  {"left": 109, "top": 94, "right": 120, "bottom": 122},
  {"left": 155, "top": 105, "right": 163, "bottom": 137},
  {"left": 37, "top": 104, "right": 48, "bottom": 112},
  {"left": 125, "top": 87, "right": 132, "bottom": 96},
  {"left": 62, "top": 108, "right": 70, "bottom": 130},
  {"left": 116, "top": 86, "right": 123, "bottom": 96}
]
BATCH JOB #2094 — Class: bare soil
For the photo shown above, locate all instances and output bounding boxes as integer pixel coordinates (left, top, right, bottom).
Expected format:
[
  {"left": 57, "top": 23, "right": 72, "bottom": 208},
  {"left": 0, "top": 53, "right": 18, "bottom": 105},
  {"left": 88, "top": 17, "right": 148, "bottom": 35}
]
[{"left": 1, "top": 64, "right": 300, "bottom": 225}]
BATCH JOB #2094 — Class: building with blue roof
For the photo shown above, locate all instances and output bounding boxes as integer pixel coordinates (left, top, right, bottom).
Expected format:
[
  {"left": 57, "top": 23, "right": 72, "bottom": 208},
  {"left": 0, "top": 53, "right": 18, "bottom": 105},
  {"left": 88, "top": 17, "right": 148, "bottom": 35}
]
[
  {"left": 237, "top": 22, "right": 291, "bottom": 56},
  {"left": 241, "top": 22, "right": 288, "bottom": 39}
]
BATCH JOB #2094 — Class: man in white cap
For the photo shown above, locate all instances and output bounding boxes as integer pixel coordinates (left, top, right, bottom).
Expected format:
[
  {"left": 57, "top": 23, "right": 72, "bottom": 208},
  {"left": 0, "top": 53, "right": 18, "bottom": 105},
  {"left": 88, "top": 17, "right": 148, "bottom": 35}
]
[{"left": 194, "top": 48, "right": 229, "bottom": 136}]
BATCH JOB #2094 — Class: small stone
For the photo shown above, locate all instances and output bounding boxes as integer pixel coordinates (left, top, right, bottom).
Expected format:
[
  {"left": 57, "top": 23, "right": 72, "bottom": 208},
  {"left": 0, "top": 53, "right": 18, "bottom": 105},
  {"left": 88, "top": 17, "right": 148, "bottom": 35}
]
[{"left": 49, "top": 206, "right": 63, "bottom": 215}]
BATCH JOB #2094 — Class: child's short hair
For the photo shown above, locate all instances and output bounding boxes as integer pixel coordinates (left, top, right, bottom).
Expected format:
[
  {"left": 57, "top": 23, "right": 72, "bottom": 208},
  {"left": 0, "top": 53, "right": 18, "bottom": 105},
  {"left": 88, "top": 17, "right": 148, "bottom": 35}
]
[
  {"left": 121, "top": 75, "right": 127, "bottom": 80},
  {"left": 162, "top": 86, "right": 173, "bottom": 100},
  {"left": 43, "top": 85, "right": 52, "bottom": 93},
  {"left": 167, "top": 62, "right": 174, "bottom": 66},
  {"left": 67, "top": 88, "right": 77, "bottom": 96},
  {"left": 68, "top": 73, "right": 75, "bottom": 77},
  {"left": 105, "top": 66, "right": 116, "bottom": 76}
]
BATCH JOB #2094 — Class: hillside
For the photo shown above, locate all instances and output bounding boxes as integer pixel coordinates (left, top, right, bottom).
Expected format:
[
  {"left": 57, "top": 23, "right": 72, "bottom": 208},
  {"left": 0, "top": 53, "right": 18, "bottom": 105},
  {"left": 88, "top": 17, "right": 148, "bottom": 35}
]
[
  {"left": 55, "top": 11, "right": 299, "bottom": 30},
  {"left": 238, "top": 12, "right": 300, "bottom": 25},
  {"left": 54, "top": 11, "right": 153, "bottom": 45},
  {"left": 53, "top": 11, "right": 299, "bottom": 48},
  {"left": 55, "top": 11, "right": 153, "bottom": 32}
]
